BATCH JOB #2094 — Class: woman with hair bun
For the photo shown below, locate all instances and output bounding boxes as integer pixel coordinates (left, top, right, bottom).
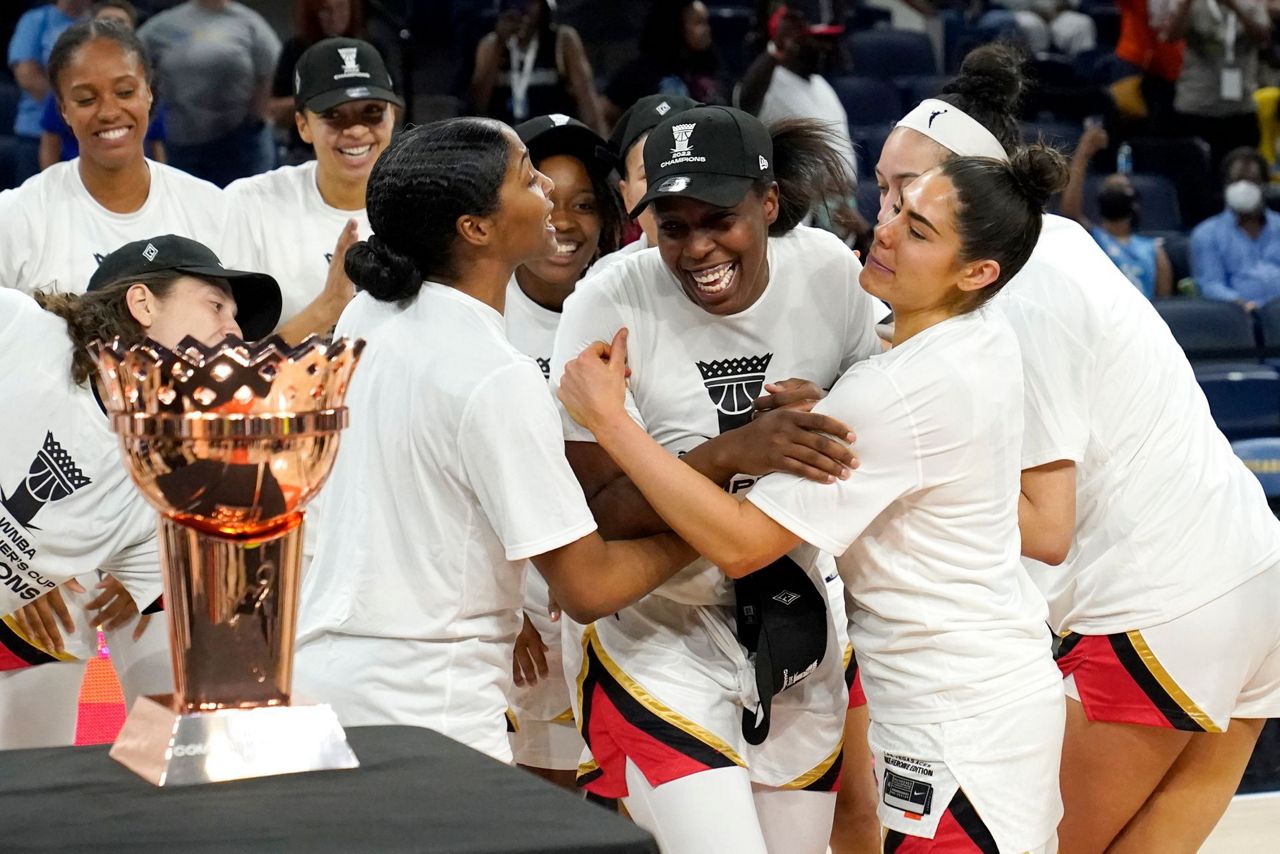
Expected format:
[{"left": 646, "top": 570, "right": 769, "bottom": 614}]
[
  {"left": 875, "top": 43, "right": 1280, "bottom": 852},
  {"left": 558, "top": 144, "right": 1071, "bottom": 854},
  {"left": 292, "top": 118, "right": 695, "bottom": 765}
]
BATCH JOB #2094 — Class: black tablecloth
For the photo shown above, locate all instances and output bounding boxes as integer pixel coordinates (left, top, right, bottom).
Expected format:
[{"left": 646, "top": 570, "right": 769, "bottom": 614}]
[{"left": 0, "top": 725, "right": 657, "bottom": 853}]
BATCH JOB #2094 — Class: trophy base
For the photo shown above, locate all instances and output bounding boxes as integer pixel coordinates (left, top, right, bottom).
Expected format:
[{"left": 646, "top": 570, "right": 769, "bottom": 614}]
[{"left": 110, "top": 695, "right": 360, "bottom": 786}]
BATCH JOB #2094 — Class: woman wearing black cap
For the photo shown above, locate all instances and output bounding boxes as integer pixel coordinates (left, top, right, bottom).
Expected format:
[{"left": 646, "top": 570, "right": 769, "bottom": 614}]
[
  {"left": 503, "top": 113, "right": 624, "bottom": 786},
  {"left": 546, "top": 105, "right": 883, "bottom": 853},
  {"left": 292, "top": 118, "right": 696, "bottom": 765},
  {"left": 225, "top": 37, "right": 403, "bottom": 346},
  {"left": 0, "top": 235, "right": 282, "bottom": 749},
  {"left": 557, "top": 147, "right": 1071, "bottom": 854}
]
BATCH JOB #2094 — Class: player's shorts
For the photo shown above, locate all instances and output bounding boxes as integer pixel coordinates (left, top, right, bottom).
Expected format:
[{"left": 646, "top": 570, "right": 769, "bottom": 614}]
[
  {"left": 869, "top": 680, "right": 1064, "bottom": 854},
  {"left": 1056, "top": 560, "right": 1280, "bottom": 732},
  {"left": 567, "top": 583, "right": 848, "bottom": 799}
]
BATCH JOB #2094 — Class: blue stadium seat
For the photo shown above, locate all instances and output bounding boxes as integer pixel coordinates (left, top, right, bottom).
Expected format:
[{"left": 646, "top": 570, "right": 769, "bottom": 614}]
[
  {"left": 1083, "top": 173, "right": 1183, "bottom": 232},
  {"left": 827, "top": 75, "right": 903, "bottom": 126},
  {"left": 1127, "top": 137, "right": 1216, "bottom": 227},
  {"left": 847, "top": 29, "right": 937, "bottom": 79},
  {"left": 1233, "top": 437, "right": 1280, "bottom": 498},
  {"left": 1154, "top": 298, "right": 1258, "bottom": 363},
  {"left": 896, "top": 74, "right": 950, "bottom": 108},
  {"left": 1145, "top": 231, "right": 1190, "bottom": 284},
  {"left": 0, "top": 81, "right": 19, "bottom": 135},
  {"left": 1196, "top": 367, "right": 1280, "bottom": 439},
  {"left": 849, "top": 122, "right": 894, "bottom": 178},
  {"left": 855, "top": 177, "right": 881, "bottom": 222},
  {"left": 0, "top": 135, "right": 17, "bottom": 191},
  {"left": 1257, "top": 298, "right": 1280, "bottom": 367},
  {"left": 707, "top": 7, "right": 754, "bottom": 80}
]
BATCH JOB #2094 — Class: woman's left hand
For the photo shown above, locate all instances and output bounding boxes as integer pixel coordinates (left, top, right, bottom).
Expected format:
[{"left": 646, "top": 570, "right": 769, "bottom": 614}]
[
  {"left": 86, "top": 575, "right": 148, "bottom": 639},
  {"left": 557, "top": 328, "right": 630, "bottom": 433}
]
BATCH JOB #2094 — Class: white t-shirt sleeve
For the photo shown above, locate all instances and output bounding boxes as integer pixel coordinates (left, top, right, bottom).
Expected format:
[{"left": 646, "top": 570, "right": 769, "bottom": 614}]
[
  {"left": 219, "top": 179, "right": 266, "bottom": 272},
  {"left": 748, "top": 364, "right": 920, "bottom": 555},
  {"left": 0, "top": 188, "right": 35, "bottom": 292},
  {"left": 101, "top": 541, "right": 163, "bottom": 611},
  {"left": 1001, "top": 295, "right": 1093, "bottom": 467},
  {"left": 548, "top": 276, "right": 645, "bottom": 442},
  {"left": 459, "top": 360, "right": 597, "bottom": 561}
]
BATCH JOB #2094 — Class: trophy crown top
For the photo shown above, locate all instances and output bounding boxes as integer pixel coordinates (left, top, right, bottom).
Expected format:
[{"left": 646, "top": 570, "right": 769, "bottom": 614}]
[{"left": 90, "top": 334, "right": 365, "bottom": 417}]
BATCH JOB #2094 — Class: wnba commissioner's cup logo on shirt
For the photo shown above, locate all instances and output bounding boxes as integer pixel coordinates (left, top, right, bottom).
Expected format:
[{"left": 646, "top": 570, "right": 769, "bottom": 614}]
[
  {"left": 697, "top": 354, "right": 773, "bottom": 433},
  {"left": 1, "top": 432, "right": 91, "bottom": 529}
]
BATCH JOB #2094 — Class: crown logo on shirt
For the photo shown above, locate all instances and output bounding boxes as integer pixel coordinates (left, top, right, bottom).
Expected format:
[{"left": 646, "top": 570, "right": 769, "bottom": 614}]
[
  {"left": 1, "top": 432, "right": 92, "bottom": 530},
  {"left": 697, "top": 353, "right": 773, "bottom": 433}
]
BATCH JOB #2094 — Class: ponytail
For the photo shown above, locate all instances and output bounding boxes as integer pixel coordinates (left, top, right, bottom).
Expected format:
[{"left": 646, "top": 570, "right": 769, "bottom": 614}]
[{"left": 758, "top": 118, "right": 857, "bottom": 237}]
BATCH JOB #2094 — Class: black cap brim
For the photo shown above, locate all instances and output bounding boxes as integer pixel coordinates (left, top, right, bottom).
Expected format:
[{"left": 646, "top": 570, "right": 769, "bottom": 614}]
[
  {"left": 518, "top": 121, "right": 619, "bottom": 179},
  {"left": 179, "top": 265, "right": 282, "bottom": 342},
  {"left": 629, "top": 173, "right": 756, "bottom": 219},
  {"left": 302, "top": 85, "right": 404, "bottom": 114}
]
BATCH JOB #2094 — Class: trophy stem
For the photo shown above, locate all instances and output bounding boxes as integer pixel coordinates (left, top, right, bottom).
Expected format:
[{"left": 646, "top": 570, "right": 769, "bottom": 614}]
[{"left": 158, "top": 514, "right": 303, "bottom": 713}]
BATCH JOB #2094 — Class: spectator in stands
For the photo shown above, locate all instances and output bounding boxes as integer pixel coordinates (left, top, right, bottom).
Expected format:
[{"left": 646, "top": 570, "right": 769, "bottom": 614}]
[
  {"left": 988, "top": 0, "right": 1097, "bottom": 56},
  {"left": 601, "top": 0, "right": 728, "bottom": 127},
  {"left": 138, "top": 0, "right": 281, "bottom": 187},
  {"left": 470, "top": 0, "right": 604, "bottom": 134},
  {"left": 38, "top": 2, "right": 166, "bottom": 170},
  {"left": 1169, "top": 0, "right": 1271, "bottom": 172},
  {"left": 737, "top": 7, "right": 855, "bottom": 178},
  {"left": 1061, "top": 122, "right": 1173, "bottom": 298},
  {"left": 1110, "top": 0, "right": 1185, "bottom": 130},
  {"left": 7, "top": 0, "right": 90, "bottom": 185},
  {"left": 269, "top": 0, "right": 385, "bottom": 165},
  {"left": 1190, "top": 146, "right": 1280, "bottom": 310}
]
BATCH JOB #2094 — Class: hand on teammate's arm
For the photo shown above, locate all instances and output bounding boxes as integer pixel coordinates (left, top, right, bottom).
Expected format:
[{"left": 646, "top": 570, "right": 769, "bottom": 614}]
[
  {"left": 512, "top": 613, "right": 549, "bottom": 687},
  {"left": 274, "top": 219, "right": 359, "bottom": 345},
  {"left": 557, "top": 330, "right": 807, "bottom": 577},
  {"left": 1018, "top": 460, "right": 1077, "bottom": 565},
  {"left": 9, "top": 578, "right": 83, "bottom": 655}
]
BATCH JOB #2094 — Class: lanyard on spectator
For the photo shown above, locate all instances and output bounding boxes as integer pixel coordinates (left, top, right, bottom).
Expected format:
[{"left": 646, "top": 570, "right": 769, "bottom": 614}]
[
  {"left": 1204, "top": 0, "right": 1239, "bottom": 64},
  {"left": 506, "top": 35, "right": 539, "bottom": 121}
]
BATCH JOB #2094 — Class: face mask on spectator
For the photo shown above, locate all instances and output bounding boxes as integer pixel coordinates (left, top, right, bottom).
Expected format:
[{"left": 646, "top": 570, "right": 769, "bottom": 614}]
[
  {"left": 1097, "top": 187, "right": 1138, "bottom": 222},
  {"left": 1225, "top": 179, "right": 1264, "bottom": 214}
]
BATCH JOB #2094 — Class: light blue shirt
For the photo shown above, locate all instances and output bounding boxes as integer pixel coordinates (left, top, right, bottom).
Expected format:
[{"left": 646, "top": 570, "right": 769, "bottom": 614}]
[
  {"left": 1190, "top": 208, "right": 1280, "bottom": 306},
  {"left": 7, "top": 4, "right": 80, "bottom": 138}
]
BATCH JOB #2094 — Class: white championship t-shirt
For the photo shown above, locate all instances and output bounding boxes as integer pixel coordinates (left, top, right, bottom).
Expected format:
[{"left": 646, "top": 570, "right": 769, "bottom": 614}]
[
  {"left": 583, "top": 233, "right": 651, "bottom": 283},
  {"left": 0, "top": 159, "right": 227, "bottom": 295},
  {"left": 759, "top": 66, "right": 857, "bottom": 179},
  {"left": 994, "top": 215, "right": 1280, "bottom": 634},
  {"left": 550, "top": 225, "right": 884, "bottom": 606},
  {"left": 749, "top": 310, "right": 1059, "bottom": 725},
  {"left": 224, "top": 161, "right": 372, "bottom": 330},
  {"left": 0, "top": 292, "right": 161, "bottom": 648},
  {"left": 503, "top": 277, "right": 575, "bottom": 721},
  {"left": 297, "top": 281, "right": 597, "bottom": 753}
]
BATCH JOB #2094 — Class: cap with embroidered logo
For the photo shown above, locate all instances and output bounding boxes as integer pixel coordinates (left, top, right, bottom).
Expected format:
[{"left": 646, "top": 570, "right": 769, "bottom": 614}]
[
  {"left": 88, "top": 235, "right": 283, "bottom": 341},
  {"left": 609, "top": 93, "right": 702, "bottom": 163},
  {"left": 630, "top": 105, "right": 774, "bottom": 218},
  {"left": 515, "top": 114, "right": 618, "bottom": 181},
  {"left": 293, "top": 37, "right": 403, "bottom": 114}
]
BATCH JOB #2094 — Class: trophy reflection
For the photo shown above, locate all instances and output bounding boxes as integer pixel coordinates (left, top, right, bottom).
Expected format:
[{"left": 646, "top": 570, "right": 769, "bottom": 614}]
[{"left": 91, "top": 334, "right": 364, "bottom": 786}]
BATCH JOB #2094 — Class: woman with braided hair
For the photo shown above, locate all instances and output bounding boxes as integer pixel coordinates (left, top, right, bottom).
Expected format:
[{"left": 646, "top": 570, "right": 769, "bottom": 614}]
[{"left": 291, "top": 117, "right": 697, "bottom": 764}]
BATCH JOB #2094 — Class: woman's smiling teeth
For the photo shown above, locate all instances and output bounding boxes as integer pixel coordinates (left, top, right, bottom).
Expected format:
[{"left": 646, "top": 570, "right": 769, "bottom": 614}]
[
  {"left": 338, "top": 143, "right": 373, "bottom": 158},
  {"left": 690, "top": 261, "right": 737, "bottom": 294},
  {"left": 96, "top": 127, "right": 129, "bottom": 140},
  {"left": 554, "top": 239, "right": 581, "bottom": 257}
]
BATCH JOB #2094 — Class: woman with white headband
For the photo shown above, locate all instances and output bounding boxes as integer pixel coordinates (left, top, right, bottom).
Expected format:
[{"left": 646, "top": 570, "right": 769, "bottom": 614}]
[
  {"left": 874, "top": 44, "right": 1280, "bottom": 852},
  {"left": 557, "top": 137, "right": 1072, "bottom": 854}
]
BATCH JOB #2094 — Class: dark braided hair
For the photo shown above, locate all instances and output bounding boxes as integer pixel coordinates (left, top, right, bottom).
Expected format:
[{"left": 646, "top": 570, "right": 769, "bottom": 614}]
[
  {"left": 345, "top": 118, "right": 511, "bottom": 302},
  {"left": 48, "top": 18, "right": 152, "bottom": 100}
]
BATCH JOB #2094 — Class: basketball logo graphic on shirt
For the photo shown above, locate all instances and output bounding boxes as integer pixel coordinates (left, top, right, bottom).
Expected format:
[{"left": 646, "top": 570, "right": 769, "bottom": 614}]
[
  {"left": 0, "top": 432, "right": 92, "bottom": 530},
  {"left": 697, "top": 353, "right": 773, "bottom": 433},
  {"left": 335, "top": 47, "right": 370, "bottom": 80}
]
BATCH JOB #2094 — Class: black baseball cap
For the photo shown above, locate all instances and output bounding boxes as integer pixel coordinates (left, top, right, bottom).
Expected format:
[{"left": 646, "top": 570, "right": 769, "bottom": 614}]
[
  {"left": 515, "top": 114, "right": 618, "bottom": 181},
  {"left": 631, "top": 105, "right": 774, "bottom": 218},
  {"left": 294, "top": 37, "right": 403, "bottom": 113},
  {"left": 88, "top": 235, "right": 283, "bottom": 341},
  {"left": 734, "top": 556, "right": 829, "bottom": 745},
  {"left": 609, "top": 94, "right": 701, "bottom": 162}
]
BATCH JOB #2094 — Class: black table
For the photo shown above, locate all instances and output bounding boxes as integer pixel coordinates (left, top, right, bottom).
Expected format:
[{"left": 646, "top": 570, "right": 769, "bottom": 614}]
[{"left": 0, "top": 725, "right": 657, "bottom": 853}]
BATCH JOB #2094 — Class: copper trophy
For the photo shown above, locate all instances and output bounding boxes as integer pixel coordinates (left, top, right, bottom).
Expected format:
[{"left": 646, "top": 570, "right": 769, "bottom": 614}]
[{"left": 91, "top": 334, "right": 364, "bottom": 786}]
